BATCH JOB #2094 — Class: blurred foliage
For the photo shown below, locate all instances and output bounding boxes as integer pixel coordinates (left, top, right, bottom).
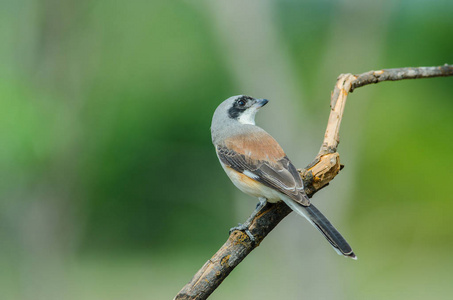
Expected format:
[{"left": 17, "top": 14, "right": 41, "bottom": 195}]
[{"left": 1, "top": 0, "right": 453, "bottom": 299}]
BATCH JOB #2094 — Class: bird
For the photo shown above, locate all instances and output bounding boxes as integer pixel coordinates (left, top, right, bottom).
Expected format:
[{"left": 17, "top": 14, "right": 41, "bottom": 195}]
[{"left": 211, "top": 95, "right": 356, "bottom": 259}]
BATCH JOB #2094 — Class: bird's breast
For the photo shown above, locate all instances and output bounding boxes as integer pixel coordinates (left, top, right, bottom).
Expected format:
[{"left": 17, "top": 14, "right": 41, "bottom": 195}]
[{"left": 221, "top": 164, "right": 282, "bottom": 202}]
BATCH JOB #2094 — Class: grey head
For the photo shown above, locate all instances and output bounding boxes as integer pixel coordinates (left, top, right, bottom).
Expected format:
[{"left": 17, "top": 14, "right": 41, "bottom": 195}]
[{"left": 211, "top": 95, "right": 269, "bottom": 144}]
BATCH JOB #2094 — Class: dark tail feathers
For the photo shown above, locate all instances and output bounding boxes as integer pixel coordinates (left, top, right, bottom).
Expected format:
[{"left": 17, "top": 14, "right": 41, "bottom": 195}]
[{"left": 282, "top": 198, "right": 356, "bottom": 259}]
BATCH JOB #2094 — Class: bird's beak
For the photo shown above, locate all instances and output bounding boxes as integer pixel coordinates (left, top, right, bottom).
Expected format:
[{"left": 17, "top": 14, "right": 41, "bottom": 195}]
[{"left": 255, "top": 98, "right": 269, "bottom": 108}]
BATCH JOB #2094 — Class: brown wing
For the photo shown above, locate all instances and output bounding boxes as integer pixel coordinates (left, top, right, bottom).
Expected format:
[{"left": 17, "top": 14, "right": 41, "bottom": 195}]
[{"left": 217, "top": 145, "right": 310, "bottom": 206}]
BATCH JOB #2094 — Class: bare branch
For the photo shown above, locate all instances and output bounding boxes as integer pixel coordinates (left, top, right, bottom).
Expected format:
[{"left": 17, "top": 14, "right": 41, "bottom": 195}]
[
  {"left": 350, "top": 64, "right": 453, "bottom": 91},
  {"left": 175, "top": 64, "right": 453, "bottom": 300}
]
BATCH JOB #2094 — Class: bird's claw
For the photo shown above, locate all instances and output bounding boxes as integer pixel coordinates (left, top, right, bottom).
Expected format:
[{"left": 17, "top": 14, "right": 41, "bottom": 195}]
[{"left": 229, "top": 223, "right": 255, "bottom": 242}]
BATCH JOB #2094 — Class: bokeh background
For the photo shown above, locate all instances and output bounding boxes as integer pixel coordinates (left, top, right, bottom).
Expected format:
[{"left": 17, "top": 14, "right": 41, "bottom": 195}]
[{"left": 1, "top": 0, "right": 453, "bottom": 299}]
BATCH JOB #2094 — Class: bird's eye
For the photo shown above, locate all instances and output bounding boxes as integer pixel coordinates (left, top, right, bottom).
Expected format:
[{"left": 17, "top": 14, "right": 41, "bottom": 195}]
[{"left": 237, "top": 99, "right": 246, "bottom": 106}]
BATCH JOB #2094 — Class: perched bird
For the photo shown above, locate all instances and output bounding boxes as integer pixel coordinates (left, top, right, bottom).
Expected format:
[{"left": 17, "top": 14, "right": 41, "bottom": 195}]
[{"left": 211, "top": 95, "right": 356, "bottom": 259}]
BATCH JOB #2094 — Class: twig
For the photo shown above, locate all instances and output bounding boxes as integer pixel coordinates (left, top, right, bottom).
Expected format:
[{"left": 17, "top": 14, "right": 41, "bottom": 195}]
[
  {"left": 350, "top": 64, "right": 453, "bottom": 92},
  {"left": 174, "top": 64, "right": 453, "bottom": 300}
]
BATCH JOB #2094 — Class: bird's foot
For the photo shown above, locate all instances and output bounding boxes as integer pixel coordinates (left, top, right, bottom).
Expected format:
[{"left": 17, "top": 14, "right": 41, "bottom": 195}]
[
  {"left": 229, "top": 223, "right": 255, "bottom": 242},
  {"left": 228, "top": 198, "right": 268, "bottom": 242}
]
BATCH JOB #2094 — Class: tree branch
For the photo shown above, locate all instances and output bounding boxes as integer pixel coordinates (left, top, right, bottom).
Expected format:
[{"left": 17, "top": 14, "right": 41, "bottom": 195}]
[{"left": 175, "top": 64, "right": 453, "bottom": 300}]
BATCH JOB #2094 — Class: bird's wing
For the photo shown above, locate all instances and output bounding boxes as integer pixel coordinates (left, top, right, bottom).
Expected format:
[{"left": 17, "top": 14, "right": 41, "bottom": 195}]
[{"left": 216, "top": 145, "right": 310, "bottom": 206}]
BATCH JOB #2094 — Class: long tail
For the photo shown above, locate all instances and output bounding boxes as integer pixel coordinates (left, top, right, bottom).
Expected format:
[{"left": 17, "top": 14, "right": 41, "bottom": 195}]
[{"left": 282, "top": 198, "right": 357, "bottom": 260}]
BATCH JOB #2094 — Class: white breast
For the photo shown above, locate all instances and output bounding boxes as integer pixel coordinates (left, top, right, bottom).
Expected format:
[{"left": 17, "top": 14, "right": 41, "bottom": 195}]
[{"left": 220, "top": 162, "right": 283, "bottom": 203}]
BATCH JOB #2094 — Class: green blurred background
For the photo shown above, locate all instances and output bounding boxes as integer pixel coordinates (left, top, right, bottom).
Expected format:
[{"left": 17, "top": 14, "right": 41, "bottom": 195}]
[{"left": 1, "top": 0, "right": 453, "bottom": 299}]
